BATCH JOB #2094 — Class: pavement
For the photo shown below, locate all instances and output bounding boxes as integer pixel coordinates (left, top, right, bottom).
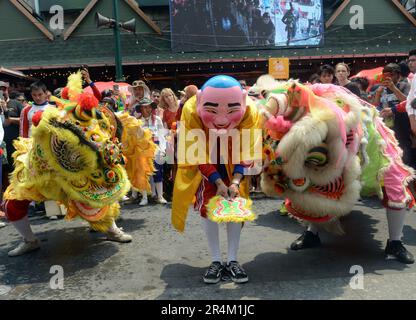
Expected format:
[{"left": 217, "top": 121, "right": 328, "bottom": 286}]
[{"left": 1, "top": 195, "right": 416, "bottom": 300}]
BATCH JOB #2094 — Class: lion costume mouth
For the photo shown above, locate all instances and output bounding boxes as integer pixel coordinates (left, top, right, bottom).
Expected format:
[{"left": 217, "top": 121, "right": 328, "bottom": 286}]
[
  {"left": 70, "top": 201, "right": 109, "bottom": 222},
  {"left": 285, "top": 199, "right": 333, "bottom": 223},
  {"left": 78, "top": 182, "right": 122, "bottom": 202}
]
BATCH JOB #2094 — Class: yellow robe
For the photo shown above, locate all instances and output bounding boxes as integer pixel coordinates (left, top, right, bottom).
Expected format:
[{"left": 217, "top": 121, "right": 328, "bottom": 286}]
[{"left": 171, "top": 95, "right": 261, "bottom": 232}]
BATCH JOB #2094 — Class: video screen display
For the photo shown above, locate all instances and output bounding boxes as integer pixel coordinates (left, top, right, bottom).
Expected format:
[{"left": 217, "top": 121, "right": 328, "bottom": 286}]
[{"left": 170, "top": 0, "right": 324, "bottom": 52}]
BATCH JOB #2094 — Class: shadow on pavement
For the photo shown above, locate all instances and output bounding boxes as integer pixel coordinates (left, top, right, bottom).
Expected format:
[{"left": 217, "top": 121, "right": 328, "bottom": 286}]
[
  {"left": 403, "top": 225, "right": 416, "bottom": 246},
  {"left": 0, "top": 226, "right": 119, "bottom": 288},
  {"left": 115, "top": 218, "right": 146, "bottom": 233},
  {"left": 156, "top": 208, "right": 411, "bottom": 299}
]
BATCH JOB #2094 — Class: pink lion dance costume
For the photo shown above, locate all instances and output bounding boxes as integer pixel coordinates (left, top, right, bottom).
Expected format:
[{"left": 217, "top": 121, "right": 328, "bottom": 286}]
[{"left": 258, "top": 76, "right": 415, "bottom": 264}]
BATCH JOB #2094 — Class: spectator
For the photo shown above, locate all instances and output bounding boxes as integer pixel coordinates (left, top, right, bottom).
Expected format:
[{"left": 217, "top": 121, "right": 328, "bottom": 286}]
[
  {"left": 101, "top": 89, "right": 113, "bottom": 99},
  {"left": 127, "top": 80, "right": 151, "bottom": 114},
  {"left": 350, "top": 77, "right": 370, "bottom": 101},
  {"left": 53, "top": 88, "right": 63, "bottom": 99},
  {"left": 177, "top": 85, "right": 198, "bottom": 122},
  {"left": 159, "top": 88, "right": 179, "bottom": 130},
  {"left": 81, "top": 69, "right": 102, "bottom": 101},
  {"left": 406, "top": 50, "right": 416, "bottom": 136},
  {"left": 101, "top": 97, "right": 118, "bottom": 113},
  {"left": 20, "top": 81, "right": 52, "bottom": 138},
  {"left": 0, "top": 81, "right": 10, "bottom": 109},
  {"left": 335, "top": 63, "right": 361, "bottom": 96},
  {"left": 399, "top": 60, "right": 411, "bottom": 79},
  {"left": 239, "top": 80, "right": 248, "bottom": 89},
  {"left": 151, "top": 89, "right": 164, "bottom": 118},
  {"left": 151, "top": 89, "right": 161, "bottom": 105},
  {"left": 3, "top": 91, "right": 24, "bottom": 190},
  {"left": 159, "top": 88, "right": 180, "bottom": 200},
  {"left": 308, "top": 73, "right": 320, "bottom": 84},
  {"left": 318, "top": 64, "right": 335, "bottom": 84},
  {"left": 136, "top": 97, "right": 167, "bottom": 205},
  {"left": 111, "top": 84, "right": 126, "bottom": 112},
  {"left": 375, "top": 63, "right": 415, "bottom": 167}
]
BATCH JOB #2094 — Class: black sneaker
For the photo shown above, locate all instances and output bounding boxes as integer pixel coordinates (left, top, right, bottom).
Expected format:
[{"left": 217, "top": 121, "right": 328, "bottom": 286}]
[
  {"left": 226, "top": 261, "right": 249, "bottom": 284},
  {"left": 203, "top": 261, "right": 225, "bottom": 284},
  {"left": 290, "top": 231, "right": 321, "bottom": 251},
  {"left": 385, "top": 240, "right": 415, "bottom": 264}
]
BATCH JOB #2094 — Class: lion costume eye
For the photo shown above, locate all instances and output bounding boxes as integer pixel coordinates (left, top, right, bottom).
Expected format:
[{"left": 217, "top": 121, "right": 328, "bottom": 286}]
[
  {"left": 305, "top": 144, "right": 328, "bottom": 167},
  {"left": 51, "top": 135, "right": 87, "bottom": 172}
]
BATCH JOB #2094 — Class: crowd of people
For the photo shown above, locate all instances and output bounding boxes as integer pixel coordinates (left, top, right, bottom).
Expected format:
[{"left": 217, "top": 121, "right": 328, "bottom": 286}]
[{"left": 308, "top": 58, "right": 416, "bottom": 176}]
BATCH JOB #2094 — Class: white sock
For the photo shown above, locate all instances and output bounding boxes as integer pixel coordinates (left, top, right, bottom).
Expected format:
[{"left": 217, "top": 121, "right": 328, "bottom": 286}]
[
  {"left": 141, "top": 191, "right": 148, "bottom": 201},
  {"left": 227, "top": 222, "right": 242, "bottom": 263},
  {"left": 132, "top": 189, "right": 138, "bottom": 199},
  {"left": 386, "top": 208, "right": 406, "bottom": 241},
  {"left": 108, "top": 220, "right": 119, "bottom": 233},
  {"left": 202, "top": 217, "right": 222, "bottom": 263},
  {"left": 155, "top": 182, "right": 164, "bottom": 199},
  {"left": 307, "top": 224, "right": 319, "bottom": 235},
  {"left": 12, "top": 216, "right": 37, "bottom": 242},
  {"left": 151, "top": 178, "right": 156, "bottom": 197}
]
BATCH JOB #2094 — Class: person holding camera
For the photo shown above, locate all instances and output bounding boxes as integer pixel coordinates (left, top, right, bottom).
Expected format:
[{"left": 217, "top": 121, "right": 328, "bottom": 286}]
[
  {"left": 81, "top": 67, "right": 102, "bottom": 101},
  {"left": 374, "top": 63, "right": 414, "bottom": 168}
]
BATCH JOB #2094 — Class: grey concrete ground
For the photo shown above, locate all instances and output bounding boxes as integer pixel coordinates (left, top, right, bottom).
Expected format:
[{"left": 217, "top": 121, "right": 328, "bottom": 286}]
[{"left": 1, "top": 195, "right": 416, "bottom": 300}]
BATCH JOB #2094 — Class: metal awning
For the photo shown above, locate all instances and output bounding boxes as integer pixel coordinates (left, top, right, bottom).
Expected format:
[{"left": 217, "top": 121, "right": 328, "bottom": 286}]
[{"left": 0, "top": 66, "right": 34, "bottom": 80}]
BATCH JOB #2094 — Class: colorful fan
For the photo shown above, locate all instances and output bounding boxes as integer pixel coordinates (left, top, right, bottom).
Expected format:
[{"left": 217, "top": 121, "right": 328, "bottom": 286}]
[{"left": 206, "top": 196, "right": 256, "bottom": 223}]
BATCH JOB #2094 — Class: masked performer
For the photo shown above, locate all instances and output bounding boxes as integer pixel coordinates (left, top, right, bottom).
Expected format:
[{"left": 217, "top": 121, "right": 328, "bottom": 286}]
[{"left": 172, "top": 75, "right": 261, "bottom": 283}]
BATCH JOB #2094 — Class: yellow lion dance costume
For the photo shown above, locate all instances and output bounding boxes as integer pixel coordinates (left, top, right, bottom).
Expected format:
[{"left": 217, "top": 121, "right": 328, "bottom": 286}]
[{"left": 4, "top": 73, "right": 156, "bottom": 257}]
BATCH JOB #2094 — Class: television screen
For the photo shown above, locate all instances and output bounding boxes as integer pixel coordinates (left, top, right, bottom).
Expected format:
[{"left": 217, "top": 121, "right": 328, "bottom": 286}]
[{"left": 170, "top": 0, "right": 324, "bottom": 52}]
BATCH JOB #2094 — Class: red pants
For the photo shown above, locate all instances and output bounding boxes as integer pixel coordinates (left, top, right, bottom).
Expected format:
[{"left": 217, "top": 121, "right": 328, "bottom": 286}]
[{"left": 3, "top": 199, "right": 31, "bottom": 222}]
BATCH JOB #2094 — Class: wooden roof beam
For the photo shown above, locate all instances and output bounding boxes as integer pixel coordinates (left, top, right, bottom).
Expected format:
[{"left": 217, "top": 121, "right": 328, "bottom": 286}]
[
  {"left": 63, "top": 0, "right": 99, "bottom": 40},
  {"left": 391, "top": 0, "right": 416, "bottom": 27},
  {"left": 10, "top": 0, "right": 54, "bottom": 41},
  {"left": 124, "top": 0, "right": 162, "bottom": 35},
  {"left": 325, "top": 0, "right": 351, "bottom": 29}
]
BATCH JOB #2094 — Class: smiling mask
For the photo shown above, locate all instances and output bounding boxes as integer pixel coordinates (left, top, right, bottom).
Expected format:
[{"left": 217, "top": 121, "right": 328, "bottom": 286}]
[{"left": 196, "top": 75, "right": 247, "bottom": 130}]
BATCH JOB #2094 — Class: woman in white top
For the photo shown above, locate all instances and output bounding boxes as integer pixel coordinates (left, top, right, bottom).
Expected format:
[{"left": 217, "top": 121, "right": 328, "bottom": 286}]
[{"left": 135, "top": 97, "right": 167, "bottom": 205}]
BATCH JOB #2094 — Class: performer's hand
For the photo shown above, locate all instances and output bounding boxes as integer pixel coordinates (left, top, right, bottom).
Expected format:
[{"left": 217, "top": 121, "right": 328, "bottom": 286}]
[
  {"left": 215, "top": 179, "right": 229, "bottom": 198},
  {"left": 228, "top": 183, "right": 240, "bottom": 199}
]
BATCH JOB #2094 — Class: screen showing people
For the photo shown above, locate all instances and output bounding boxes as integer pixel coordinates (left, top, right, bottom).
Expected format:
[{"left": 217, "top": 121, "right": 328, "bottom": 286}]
[{"left": 170, "top": 0, "right": 324, "bottom": 52}]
